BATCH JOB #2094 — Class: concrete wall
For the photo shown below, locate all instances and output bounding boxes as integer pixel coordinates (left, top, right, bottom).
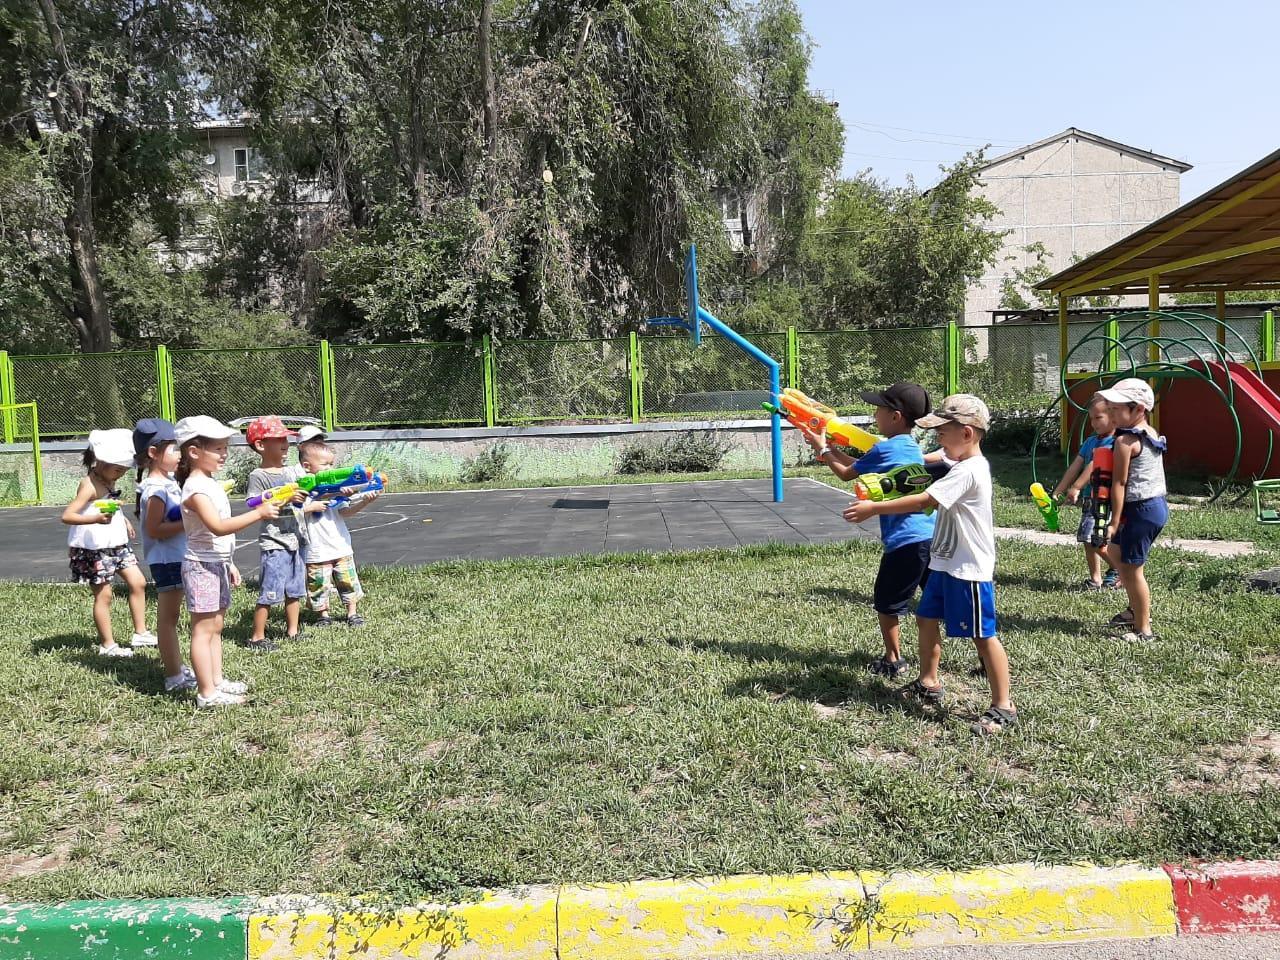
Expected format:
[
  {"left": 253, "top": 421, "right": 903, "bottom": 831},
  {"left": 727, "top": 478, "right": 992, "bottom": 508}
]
[
  {"left": 29, "top": 419, "right": 817, "bottom": 504},
  {"left": 966, "top": 134, "right": 1185, "bottom": 326}
]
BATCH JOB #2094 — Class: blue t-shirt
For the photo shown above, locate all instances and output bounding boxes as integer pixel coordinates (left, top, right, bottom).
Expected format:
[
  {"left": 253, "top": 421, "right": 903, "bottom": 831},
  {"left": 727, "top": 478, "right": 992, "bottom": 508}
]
[
  {"left": 854, "top": 434, "right": 936, "bottom": 552},
  {"left": 1077, "top": 433, "right": 1116, "bottom": 499}
]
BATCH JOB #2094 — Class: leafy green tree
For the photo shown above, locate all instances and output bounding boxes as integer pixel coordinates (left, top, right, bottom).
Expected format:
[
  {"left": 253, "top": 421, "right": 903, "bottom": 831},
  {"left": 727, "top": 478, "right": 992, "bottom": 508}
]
[{"left": 998, "top": 243, "right": 1120, "bottom": 311}]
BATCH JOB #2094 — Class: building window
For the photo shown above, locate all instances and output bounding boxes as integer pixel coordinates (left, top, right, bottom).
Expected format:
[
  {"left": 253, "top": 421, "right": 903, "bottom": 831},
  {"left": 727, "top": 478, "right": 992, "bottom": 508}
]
[
  {"left": 233, "top": 147, "right": 259, "bottom": 182},
  {"left": 720, "top": 192, "right": 743, "bottom": 223}
]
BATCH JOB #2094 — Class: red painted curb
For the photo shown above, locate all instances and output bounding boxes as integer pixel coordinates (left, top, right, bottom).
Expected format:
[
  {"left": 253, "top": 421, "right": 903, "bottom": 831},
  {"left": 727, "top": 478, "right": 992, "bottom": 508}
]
[{"left": 1165, "top": 861, "right": 1280, "bottom": 935}]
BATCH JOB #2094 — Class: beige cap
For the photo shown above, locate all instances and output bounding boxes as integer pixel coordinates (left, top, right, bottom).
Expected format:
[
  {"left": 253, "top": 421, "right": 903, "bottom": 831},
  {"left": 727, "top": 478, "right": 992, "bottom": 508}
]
[
  {"left": 1096, "top": 378, "right": 1156, "bottom": 410},
  {"left": 297, "top": 425, "right": 327, "bottom": 444},
  {"left": 916, "top": 394, "right": 991, "bottom": 432},
  {"left": 88, "top": 429, "right": 136, "bottom": 467},
  {"left": 175, "top": 416, "right": 238, "bottom": 447}
]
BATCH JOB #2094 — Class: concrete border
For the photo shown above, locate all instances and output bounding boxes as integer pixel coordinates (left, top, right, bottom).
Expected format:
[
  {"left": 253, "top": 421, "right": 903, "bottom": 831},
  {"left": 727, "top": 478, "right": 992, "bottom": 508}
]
[{"left": 9, "top": 861, "right": 1280, "bottom": 959}]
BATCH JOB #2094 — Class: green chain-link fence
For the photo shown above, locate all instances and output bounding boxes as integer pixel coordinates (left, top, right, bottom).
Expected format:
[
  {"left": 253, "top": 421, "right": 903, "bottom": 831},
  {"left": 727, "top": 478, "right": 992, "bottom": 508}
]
[
  {"left": 332, "top": 342, "right": 486, "bottom": 428},
  {"left": 0, "top": 402, "right": 43, "bottom": 505},
  {"left": 4, "top": 312, "right": 1277, "bottom": 443}
]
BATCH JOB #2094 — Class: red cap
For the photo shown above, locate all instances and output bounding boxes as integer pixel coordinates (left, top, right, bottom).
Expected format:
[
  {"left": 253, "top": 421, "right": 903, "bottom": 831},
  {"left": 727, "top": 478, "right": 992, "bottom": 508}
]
[{"left": 245, "top": 415, "right": 297, "bottom": 445}]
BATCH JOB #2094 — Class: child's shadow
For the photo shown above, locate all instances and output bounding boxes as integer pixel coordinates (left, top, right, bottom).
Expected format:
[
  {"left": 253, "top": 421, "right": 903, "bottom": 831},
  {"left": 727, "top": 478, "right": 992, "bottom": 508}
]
[{"left": 33, "top": 635, "right": 169, "bottom": 695}]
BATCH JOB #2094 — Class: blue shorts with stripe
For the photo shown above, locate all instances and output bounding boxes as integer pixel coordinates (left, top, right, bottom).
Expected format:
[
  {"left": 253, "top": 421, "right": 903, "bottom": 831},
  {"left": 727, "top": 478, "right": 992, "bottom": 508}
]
[{"left": 916, "top": 570, "right": 998, "bottom": 639}]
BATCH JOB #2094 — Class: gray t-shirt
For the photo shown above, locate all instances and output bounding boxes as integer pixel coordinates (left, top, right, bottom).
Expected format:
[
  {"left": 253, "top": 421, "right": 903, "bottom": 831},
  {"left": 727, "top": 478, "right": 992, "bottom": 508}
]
[{"left": 246, "top": 465, "right": 305, "bottom": 552}]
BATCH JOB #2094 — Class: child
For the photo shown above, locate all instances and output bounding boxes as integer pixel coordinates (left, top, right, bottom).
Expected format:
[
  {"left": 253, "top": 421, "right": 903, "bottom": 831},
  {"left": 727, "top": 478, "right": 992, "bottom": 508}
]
[
  {"left": 176, "top": 416, "right": 280, "bottom": 708},
  {"left": 133, "top": 418, "right": 196, "bottom": 692},
  {"left": 61, "top": 429, "right": 157, "bottom": 657},
  {"left": 1053, "top": 395, "right": 1118, "bottom": 590},
  {"left": 244, "top": 415, "right": 308, "bottom": 652},
  {"left": 847, "top": 395, "right": 1017, "bottom": 736},
  {"left": 802, "top": 382, "right": 935, "bottom": 678},
  {"left": 298, "top": 442, "right": 380, "bottom": 627},
  {"left": 1096, "top": 379, "right": 1168, "bottom": 642}
]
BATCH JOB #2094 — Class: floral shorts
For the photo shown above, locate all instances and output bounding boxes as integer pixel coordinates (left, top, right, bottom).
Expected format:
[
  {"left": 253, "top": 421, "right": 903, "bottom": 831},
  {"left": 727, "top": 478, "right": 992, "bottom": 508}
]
[
  {"left": 182, "top": 559, "right": 232, "bottom": 614},
  {"left": 69, "top": 546, "right": 137, "bottom": 586}
]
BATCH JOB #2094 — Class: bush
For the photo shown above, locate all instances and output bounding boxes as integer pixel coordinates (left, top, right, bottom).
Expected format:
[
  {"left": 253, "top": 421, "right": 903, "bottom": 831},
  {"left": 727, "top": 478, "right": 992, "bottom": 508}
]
[
  {"left": 983, "top": 414, "right": 1060, "bottom": 456},
  {"left": 617, "top": 431, "right": 731, "bottom": 475},
  {"left": 459, "top": 442, "right": 515, "bottom": 484}
]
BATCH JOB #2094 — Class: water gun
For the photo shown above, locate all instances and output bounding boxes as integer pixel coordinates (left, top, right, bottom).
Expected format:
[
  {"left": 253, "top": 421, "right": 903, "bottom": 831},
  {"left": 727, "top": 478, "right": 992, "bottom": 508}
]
[
  {"left": 326, "top": 472, "right": 386, "bottom": 510},
  {"left": 1089, "top": 446, "right": 1114, "bottom": 547},
  {"left": 245, "top": 482, "right": 303, "bottom": 510},
  {"left": 1029, "top": 482, "right": 1060, "bottom": 532},
  {"left": 853, "top": 462, "right": 936, "bottom": 514},
  {"left": 93, "top": 499, "right": 121, "bottom": 517},
  {"left": 761, "top": 388, "right": 880, "bottom": 454},
  {"left": 301, "top": 464, "right": 371, "bottom": 499}
]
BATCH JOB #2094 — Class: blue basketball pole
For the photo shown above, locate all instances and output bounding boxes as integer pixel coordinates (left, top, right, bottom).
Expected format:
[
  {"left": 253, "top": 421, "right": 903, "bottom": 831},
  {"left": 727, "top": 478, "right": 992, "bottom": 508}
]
[{"left": 648, "top": 245, "right": 785, "bottom": 503}]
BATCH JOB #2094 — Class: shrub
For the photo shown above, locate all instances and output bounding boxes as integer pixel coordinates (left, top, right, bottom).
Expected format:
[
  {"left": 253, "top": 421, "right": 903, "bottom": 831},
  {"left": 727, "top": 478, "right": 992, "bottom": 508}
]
[
  {"left": 459, "top": 442, "right": 515, "bottom": 484},
  {"left": 983, "top": 414, "right": 1060, "bottom": 456},
  {"left": 617, "top": 431, "right": 731, "bottom": 475}
]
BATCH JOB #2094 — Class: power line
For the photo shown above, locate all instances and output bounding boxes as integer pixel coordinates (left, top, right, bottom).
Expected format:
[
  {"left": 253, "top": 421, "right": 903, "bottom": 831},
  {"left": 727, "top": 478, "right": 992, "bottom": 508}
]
[{"left": 842, "top": 117, "right": 1027, "bottom": 146}]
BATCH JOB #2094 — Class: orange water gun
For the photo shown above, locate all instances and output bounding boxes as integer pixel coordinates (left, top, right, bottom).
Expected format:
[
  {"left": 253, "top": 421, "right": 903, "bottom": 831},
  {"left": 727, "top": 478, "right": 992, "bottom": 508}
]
[{"left": 762, "top": 388, "right": 880, "bottom": 454}]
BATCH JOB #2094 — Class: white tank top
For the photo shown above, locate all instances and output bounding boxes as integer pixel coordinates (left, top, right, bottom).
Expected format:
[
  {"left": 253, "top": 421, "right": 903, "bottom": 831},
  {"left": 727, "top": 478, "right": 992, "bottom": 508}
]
[{"left": 67, "top": 498, "right": 128, "bottom": 550}]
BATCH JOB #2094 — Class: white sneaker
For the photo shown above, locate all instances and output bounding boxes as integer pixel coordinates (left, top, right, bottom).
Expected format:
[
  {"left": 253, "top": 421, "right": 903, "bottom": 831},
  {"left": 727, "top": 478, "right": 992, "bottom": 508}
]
[
  {"left": 131, "top": 631, "right": 159, "bottom": 648},
  {"left": 164, "top": 672, "right": 198, "bottom": 693},
  {"left": 196, "top": 690, "right": 246, "bottom": 708},
  {"left": 217, "top": 679, "right": 248, "bottom": 695},
  {"left": 98, "top": 644, "right": 134, "bottom": 658}
]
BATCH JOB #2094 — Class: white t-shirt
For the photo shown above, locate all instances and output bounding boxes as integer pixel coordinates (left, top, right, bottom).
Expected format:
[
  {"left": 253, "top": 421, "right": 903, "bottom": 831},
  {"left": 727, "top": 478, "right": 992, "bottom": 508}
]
[
  {"left": 925, "top": 454, "right": 996, "bottom": 581},
  {"left": 182, "top": 474, "right": 235, "bottom": 563},
  {"left": 302, "top": 507, "right": 354, "bottom": 564},
  {"left": 138, "top": 475, "right": 187, "bottom": 565},
  {"left": 66, "top": 497, "right": 128, "bottom": 550}
]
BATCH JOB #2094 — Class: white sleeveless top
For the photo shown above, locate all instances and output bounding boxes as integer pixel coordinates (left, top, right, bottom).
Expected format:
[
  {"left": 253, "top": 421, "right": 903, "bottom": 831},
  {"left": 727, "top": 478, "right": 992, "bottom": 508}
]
[{"left": 67, "top": 498, "right": 128, "bottom": 550}]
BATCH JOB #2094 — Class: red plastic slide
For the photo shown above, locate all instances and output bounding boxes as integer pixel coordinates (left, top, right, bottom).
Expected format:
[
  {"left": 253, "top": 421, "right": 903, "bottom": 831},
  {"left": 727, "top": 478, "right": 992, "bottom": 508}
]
[{"left": 1161, "top": 360, "right": 1280, "bottom": 479}]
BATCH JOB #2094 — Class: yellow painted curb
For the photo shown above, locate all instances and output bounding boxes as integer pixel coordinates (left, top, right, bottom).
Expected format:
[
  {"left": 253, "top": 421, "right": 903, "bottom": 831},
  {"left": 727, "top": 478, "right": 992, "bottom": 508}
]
[
  {"left": 247, "top": 888, "right": 557, "bottom": 960},
  {"left": 556, "top": 871, "right": 874, "bottom": 959},
  {"left": 867, "top": 863, "right": 1178, "bottom": 951}
]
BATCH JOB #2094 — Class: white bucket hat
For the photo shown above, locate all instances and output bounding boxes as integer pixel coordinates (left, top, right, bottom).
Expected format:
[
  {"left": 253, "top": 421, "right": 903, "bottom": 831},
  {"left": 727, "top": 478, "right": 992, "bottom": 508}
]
[{"left": 88, "top": 429, "right": 136, "bottom": 467}]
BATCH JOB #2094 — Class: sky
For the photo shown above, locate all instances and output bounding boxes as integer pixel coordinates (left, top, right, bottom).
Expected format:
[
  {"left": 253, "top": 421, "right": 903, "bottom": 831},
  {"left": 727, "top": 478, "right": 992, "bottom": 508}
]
[{"left": 793, "top": 0, "right": 1280, "bottom": 202}]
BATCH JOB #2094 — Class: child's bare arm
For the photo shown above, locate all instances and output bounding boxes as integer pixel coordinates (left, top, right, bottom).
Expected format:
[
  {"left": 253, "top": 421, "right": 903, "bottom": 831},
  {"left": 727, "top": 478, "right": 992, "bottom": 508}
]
[
  {"left": 61, "top": 477, "right": 109, "bottom": 525},
  {"left": 844, "top": 491, "right": 937, "bottom": 524},
  {"left": 187, "top": 493, "right": 279, "bottom": 536},
  {"left": 801, "top": 426, "right": 857, "bottom": 481},
  {"left": 1053, "top": 456, "right": 1086, "bottom": 499},
  {"left": 143, "top": 496, "right": 184, "bottom": 541}
]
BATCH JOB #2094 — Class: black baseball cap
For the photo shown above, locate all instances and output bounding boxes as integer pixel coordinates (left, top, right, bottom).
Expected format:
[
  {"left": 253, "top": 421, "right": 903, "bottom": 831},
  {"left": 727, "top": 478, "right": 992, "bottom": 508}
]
[
  {"left": 857, "top": 382, "right": 931, "bottom": 422},
  {"left": 132, "top": 418, "right": 177, "bottom": 460}
]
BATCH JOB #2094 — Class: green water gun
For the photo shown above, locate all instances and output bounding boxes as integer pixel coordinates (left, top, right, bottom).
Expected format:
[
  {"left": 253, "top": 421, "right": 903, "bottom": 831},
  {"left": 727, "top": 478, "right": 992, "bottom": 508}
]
[
  {"left": 1029, "top": 482, "right": 1060, "bottom": 532},
  {"left": 853, "top": 463, "right": 936, "bottom": 514}
]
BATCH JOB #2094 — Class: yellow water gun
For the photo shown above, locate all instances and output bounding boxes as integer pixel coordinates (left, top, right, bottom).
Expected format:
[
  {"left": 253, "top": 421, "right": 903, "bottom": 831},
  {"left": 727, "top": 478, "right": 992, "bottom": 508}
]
[
  {"left": 1029, "top": 482, "right": 1060, "bottom": 532},
  {"left": 762, "top": 388, "right": 880, "bottom": 454}
]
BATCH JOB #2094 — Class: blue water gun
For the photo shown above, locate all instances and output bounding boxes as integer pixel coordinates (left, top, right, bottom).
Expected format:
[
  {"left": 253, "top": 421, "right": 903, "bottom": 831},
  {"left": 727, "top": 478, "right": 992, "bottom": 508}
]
[{"left": 325, "top": 472, "right": 386, "bottom": 510}]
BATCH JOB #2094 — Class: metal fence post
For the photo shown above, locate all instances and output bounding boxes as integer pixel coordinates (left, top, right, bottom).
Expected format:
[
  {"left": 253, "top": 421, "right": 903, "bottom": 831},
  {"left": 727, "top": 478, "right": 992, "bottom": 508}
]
[
  {"left": 31, "top": 403, "right": 44, "bottom": 503},
  {"left": 1263, "top": 310, "right": 1276, "bottom": 365},
  {"left": 945, "top": 320, "right": 960, "bottom": 396},
  {"left": 787, "top": 327, "right": 796, "bottom": 391},
  {"left": 0, "top": 351, "right": 14, "bottom": 442},
  {"left": 155, "top": 345, "right": 176, "bottom": 421},
  {"left": 628, "top": 331, "right": 642, "bottom": 423},
  {"left": 1106, "top": 317, "right": 1121, "bottom": 372},
  {"left": 318, "top": 340, "right": 337, "bottom": 430},
  {"left": 482, "top": 334, "right": 497, "bottom": 427}
]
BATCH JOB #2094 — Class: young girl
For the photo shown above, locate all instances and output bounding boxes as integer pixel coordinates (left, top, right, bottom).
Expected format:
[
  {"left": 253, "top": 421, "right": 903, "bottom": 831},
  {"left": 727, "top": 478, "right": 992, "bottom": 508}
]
[
  {"left": 133, "top": 418, "right": 196, "bottom": 692},
  {"left": 1096, "top": 379, "right": 1169, "bottom": 643},
  {"left": 1055, "top": 396, "right": 1118, "bottom": 590},
  {"left": 174, "top": 416, "right": 280, "bottom": 708},
  {"left": 61, "top": 429, "right": 157, "bottom": 657}
]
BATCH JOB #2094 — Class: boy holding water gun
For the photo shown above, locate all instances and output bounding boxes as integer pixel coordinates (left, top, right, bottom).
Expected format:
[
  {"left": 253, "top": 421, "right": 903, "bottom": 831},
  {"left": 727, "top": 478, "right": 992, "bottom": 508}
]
[
  {"left": 801, "top": 382, "right": 935, "bottom": 679},
  {"left": 1052, "top": 395, "right": 1118, "bottom": 591},
  {"left": 245, "top": 415, "right": 323, "bottom": 651}
]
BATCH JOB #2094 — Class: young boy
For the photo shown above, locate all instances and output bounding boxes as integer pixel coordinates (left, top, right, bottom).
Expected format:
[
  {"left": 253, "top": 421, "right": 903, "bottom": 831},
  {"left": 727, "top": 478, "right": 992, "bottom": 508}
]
[
  {"left": 298, "top": 442, "right": 379, "bottom": 627},
  {"left": 847, "top": 394, "right": 1017, "bottom": 736},
  {"left": 803, "top": 382, "right": 935, "bottom": 678},
  {"left": 244, "top": 415, "right": 316, "bottom": 651},
  {"left": 1053, "top": 395, "right": 1117, "bottom": 590},
  {"left": 1096, "top": 379, "right": 1168, "bottom": 643}
]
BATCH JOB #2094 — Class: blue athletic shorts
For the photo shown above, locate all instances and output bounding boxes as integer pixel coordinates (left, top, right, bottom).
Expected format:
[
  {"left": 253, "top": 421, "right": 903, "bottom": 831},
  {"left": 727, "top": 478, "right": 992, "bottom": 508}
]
[
  {"left": 258, "top": 548, "right": 307, "bottom": 605},
  {"left": 1117, "top": 497, "right": 1168, "bottom": 566},
  {"left": 916, "top": 570, "right": 998, "bottom": 639},
  {"left": 149, "top": 561, "right": 184, "bottom": 593}
]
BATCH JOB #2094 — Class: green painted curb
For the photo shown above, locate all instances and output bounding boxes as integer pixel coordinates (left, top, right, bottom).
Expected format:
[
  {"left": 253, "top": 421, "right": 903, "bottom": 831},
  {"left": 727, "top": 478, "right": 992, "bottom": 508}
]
[{"left": 0, "top": 898, "right": 247, "bottom": 960}]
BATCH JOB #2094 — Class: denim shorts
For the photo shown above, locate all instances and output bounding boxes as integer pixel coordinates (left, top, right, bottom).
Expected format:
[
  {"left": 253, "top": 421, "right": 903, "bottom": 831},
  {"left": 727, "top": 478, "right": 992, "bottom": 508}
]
[
  {"left": 258, "top": 548, "right": 307, "bottom": 605},
  {"left": 1117, "top": 497, "right": 1169, "bottom": 566},
  {"left": 182, "top": 559, "right": 232, "bottom": 614},
  {"left": 1075, "top": 496, "right": 1095, "bottom": 544},
  {"left": 150, "top": 561, "right": 184, "bottom": 593}
]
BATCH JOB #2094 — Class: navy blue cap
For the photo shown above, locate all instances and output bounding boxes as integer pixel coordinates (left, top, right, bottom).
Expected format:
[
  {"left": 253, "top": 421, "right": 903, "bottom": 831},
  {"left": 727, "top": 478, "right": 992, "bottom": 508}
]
[{"left": 132, "top": 418, "right": 177, "bottom": 460}]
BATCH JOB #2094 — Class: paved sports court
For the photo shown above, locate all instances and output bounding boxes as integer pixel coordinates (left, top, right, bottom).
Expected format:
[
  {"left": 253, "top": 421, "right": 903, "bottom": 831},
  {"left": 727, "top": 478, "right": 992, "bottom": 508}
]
[{"left": 0, "top": 478, "right": 875, "bottom": 582}]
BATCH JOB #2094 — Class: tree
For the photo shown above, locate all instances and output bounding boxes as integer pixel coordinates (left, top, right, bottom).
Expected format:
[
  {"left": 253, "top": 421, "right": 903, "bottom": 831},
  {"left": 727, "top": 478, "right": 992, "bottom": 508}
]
[{"left": 998, "top": 244, "right": 1120, "bottom": 311}]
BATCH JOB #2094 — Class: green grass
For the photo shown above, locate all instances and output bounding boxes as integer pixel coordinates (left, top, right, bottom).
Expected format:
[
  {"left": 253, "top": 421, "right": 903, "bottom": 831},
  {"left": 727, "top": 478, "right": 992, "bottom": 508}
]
[{"left": 5, "top": 469, "right": 1280, "bottom": 901}]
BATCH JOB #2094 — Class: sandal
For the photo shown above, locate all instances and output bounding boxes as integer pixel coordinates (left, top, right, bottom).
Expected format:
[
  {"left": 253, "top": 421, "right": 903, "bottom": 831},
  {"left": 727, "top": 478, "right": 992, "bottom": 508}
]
[
  {"left": 899, "top": 678, "right": 944, "bottom": 707},
  {"left": 972, "top": 706, "right": 1019, "bottom": 736},
  {"left": 869, "top": 656, "right": 909, "bottom": 679},
  {"left": 1121, "top": 630, "right": 1160, "bottom": 643},
  {"left": 1080, "top": 578, "right": 1105, "bottom": 592},
  {"left": 1107, "top": 608, "right": 1135, "bottom": 627}
]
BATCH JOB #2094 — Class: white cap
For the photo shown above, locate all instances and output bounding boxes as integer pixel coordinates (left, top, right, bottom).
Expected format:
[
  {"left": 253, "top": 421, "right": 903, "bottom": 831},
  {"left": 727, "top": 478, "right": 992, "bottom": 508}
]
[
  {"left": 175, "top": 415, "right": 238, "bottom": 447},
  {"left": 297, "top": 425, "right": 327, "bottom": 444},
  {"left": 88, "top": 429, "right": 136, "bottom": 467},
  {"left": 1096, "top": 378, "right": 1156, "bottom": 410}
]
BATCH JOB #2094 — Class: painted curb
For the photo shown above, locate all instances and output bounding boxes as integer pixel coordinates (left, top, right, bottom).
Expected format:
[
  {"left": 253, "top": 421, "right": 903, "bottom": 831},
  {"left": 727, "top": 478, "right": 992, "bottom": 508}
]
[
  {"left": 1165, "top": 860, "right": 1280, "bottom": 935},
  {"left": 3, "top": 861, "right": 1277, "bottom": 959}
]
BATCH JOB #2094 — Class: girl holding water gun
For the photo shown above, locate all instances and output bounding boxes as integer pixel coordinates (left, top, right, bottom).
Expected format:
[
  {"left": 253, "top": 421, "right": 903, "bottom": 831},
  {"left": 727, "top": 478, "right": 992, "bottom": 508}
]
[
  {"left": 1052, "top": 396, "right": 1118, "bottom": 591},
  {"left": 61, "top": 429, "right": 156, "bottom": 657},
  {"left": 175, "top": 416, "right": 280, "bottom": 708},
  {"left": 132, "top": 418, "right": 197, "bottom": 692}
]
